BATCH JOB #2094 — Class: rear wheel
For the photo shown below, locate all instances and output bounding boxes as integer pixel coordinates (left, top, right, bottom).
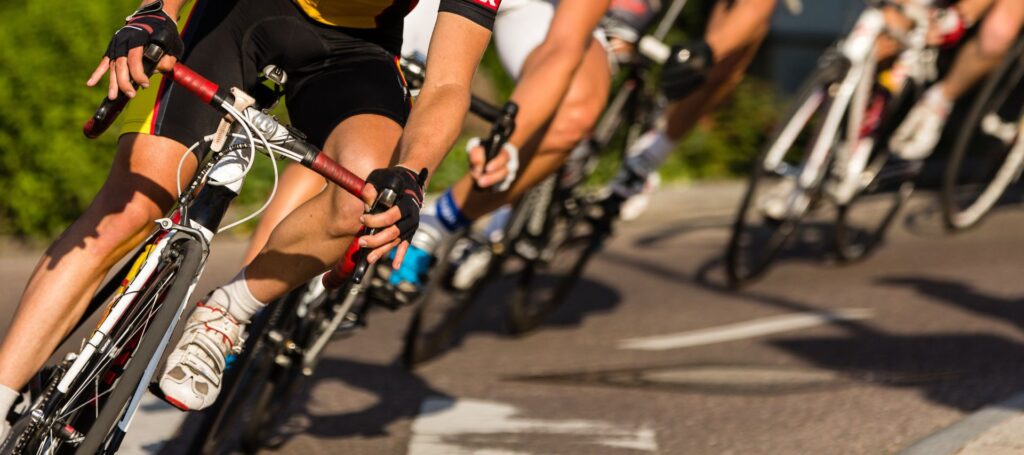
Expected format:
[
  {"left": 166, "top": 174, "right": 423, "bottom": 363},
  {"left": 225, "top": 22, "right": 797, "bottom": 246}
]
[
  {"left": 505, "top": 176, "right": 598, "bottom": 335},
  {"left": 941, "top": 36, "right": 1024, "bottom": 231},
  {"left": 402, "top": 230, "right": 494, "bottom": 368},
  {"left": 834, "top": 81, "right": 921, "bottom": 261},
  {"left": 726, "top": 56, "right": 848, "bottom": 286}
]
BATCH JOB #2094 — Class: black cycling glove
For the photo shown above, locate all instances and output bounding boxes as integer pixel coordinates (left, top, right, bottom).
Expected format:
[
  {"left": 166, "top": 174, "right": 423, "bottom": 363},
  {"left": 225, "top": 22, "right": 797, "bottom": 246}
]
[
  {"left": 365, "top": 166, "right": 428, "bottom": 243},
  {"left": 661, "top": 41, "right": 715, "bottom": 101},
  {"left": 106, "top": 0, "right": 184, "bottom": 61}
]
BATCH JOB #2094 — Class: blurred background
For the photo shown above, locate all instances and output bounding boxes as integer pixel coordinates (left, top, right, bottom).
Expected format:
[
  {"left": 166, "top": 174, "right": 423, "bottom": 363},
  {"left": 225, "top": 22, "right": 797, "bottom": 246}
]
[{"left": 0, "top": 0, "right": 866, "bottom": 240}]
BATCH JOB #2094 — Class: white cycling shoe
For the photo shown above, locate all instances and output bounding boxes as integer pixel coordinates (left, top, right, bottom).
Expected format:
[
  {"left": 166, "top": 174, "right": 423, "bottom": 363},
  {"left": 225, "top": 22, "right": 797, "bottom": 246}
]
[
  {"left": 159, "top": 301, "right": 244, "bottom": 411},
  {"left": 890, "top": 84, "right": 953, "bottom": 161}
]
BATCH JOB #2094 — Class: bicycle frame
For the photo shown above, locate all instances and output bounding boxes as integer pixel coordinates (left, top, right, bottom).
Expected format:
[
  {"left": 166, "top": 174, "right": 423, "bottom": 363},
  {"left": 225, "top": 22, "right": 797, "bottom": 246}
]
[
  {"left": 23, "top": 62, "right": 370, "bottom": 453},
  {"left": 763, "top": 1, "right": 936, "bottom": 205}
]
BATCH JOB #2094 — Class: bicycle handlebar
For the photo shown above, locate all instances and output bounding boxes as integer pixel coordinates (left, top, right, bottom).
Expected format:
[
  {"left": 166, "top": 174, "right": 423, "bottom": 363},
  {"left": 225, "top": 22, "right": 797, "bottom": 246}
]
[
  {"left": 83, "top": 43, "right": 166, "bottom": 139},
  {"left": 473, "top": 101, "right": 518, "bottom": 191}
]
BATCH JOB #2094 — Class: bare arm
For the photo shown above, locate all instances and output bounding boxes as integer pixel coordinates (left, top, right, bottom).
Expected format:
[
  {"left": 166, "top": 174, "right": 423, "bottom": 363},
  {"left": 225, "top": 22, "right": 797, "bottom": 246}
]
[{"left": 395, "top": 12, "right": 492, "bottom": 176}]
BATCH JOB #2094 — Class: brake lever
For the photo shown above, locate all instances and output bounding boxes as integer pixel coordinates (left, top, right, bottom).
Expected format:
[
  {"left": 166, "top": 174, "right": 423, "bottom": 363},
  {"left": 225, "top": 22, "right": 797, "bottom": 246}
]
[
  {"left": 474, "top": 102, "right": 519, "bottom": 191},
  {"left": 351, "top": 188, "right": 398, "bottom": 284}
]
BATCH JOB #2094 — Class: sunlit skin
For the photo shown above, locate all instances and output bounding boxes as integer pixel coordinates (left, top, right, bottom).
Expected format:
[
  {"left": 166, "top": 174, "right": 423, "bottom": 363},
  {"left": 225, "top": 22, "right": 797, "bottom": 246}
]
[
  {"left": 242, "top": 0, "right": 613, "bottom": 258},
  {"left": 0, "top": 4, "right": 492, "bottom": 391}
]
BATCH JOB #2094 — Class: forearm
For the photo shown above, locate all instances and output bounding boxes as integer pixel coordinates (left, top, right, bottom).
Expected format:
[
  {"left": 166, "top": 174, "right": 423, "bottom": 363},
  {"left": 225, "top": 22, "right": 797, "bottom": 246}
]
[
  {"left": 396, "top": 83, "right": 471, "bottom": 177},
  {"left": 706, "top": 0, "right": 776, "bottom": 61}
]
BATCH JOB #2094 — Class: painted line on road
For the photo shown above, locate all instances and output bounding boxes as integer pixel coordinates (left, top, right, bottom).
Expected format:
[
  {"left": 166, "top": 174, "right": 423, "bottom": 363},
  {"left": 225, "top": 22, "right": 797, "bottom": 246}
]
[
  {"left": 618, "top": 308, "right": 874, "bottom": 351},
  {"left": 408, "top": 397, "right": 658, "bottom": 454}
]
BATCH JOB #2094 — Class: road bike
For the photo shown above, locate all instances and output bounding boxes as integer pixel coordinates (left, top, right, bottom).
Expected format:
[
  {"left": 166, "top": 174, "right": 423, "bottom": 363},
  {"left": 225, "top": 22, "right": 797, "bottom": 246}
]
[
  {"left": 0, "top": 43, "right": 385, "bottom": 454},
  {"left": 726, "top": 0, "right": 938, "bottom": 286},
  {"left": 941, "top": 34, "right": 1024, "bottom": 231},
  {"left": 397, "top": 2, "right": 684, "bottom": 367},
  {"left": 185, "top": 56, "right": 517, "bottom": 452}
]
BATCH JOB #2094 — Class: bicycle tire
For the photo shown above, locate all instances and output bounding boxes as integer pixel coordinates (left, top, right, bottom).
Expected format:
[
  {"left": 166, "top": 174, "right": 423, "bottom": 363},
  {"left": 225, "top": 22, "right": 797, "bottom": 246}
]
[
  {"left": 76, "top": 236, "right": 203, "bottom": 455},
  {"left": 185, "top": 295, "right": 276, "bottom": 454},
  {"left": 726, "top": 56, "right": 848, "bottom": 286},
  {"left": 833, "top": 81, "right": 921, "bottom": 261},
  {"left": 401, "top": 230, "right": 491, "bottom": 367},
  {"left": 941, "top": 36, "right": 1024, "bottom": 231},
  {"left": 238, "top": 288, "right": 308, "bottom": 453},
  {"left": 505, "top": 177, "right": 598, "bottom": 335}
]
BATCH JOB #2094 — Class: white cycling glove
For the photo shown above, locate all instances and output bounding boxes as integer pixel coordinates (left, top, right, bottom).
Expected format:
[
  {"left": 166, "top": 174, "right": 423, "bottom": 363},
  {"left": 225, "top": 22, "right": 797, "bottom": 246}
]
[{"left": 467, "top": 136, "right": 520, "bottom": 192}]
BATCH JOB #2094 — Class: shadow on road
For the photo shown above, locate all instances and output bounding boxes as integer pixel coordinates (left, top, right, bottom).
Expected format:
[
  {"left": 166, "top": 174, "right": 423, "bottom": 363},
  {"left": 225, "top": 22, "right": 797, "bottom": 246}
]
[
  {"left": 611, "top": 245, "right": 1024, "bottom": 412},
  {"left": 269, "top": 357, "right": 452, "bottom": 444},
  {"left": 438, "top": 276, "right": 622, "bottom": 353}
]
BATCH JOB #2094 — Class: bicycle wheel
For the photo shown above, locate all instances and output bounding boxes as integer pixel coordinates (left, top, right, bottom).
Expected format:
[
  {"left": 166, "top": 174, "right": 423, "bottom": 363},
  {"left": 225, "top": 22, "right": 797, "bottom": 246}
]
[
  {"left": 505, "top": 176, "right": 598, "bottom": 335},
  {"left": 402, "top": 230, "right": 492, "bottom": 367},
  {"left": 185, "top": 293, "right": 277, "bottom": 454},
  {"left": 238, "top": 290, "right": 310, "bottom": 453},
  {"left": 726, "top": 55, "right": 848, "bottom": 286},
  {"left": 834, "top": 81, "right": 921, "bottom": 261},
  {"left": 942, "top": 36, "right": 1024, "bottom": 231},
  {"left": 73, "top": 236, "right": 200, "bottom": 452}
]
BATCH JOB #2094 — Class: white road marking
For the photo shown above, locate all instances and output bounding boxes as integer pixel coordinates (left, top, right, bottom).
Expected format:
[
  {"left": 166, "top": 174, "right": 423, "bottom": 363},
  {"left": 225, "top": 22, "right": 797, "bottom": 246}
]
[
  {"left": 408, "top": 397, "right": 658, "bottom": 454},
  {"left": 118, "top": 394, "right": 187, "bottom": 454},
  {"left": 618, "top": 308, "right": 873, "bottom": 351}
]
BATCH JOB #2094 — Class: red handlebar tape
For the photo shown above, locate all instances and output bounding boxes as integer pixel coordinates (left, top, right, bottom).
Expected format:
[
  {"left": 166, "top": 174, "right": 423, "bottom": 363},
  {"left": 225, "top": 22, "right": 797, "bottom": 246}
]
[{"left": 171, "top": 63, "right": 220, "bottom": 104}]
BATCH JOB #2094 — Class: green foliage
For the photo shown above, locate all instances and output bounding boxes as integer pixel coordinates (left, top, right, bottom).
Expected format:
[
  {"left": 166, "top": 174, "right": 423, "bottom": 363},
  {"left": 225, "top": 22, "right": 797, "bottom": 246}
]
[
  {"left": 0, "top": 0, "right": 138, "bottom": 237},
  {"left": 0, "top": 1, "right": 782, "bottom": 239},
  {"left": 659, "top": 79, "right": 782, "bottom": 180}
]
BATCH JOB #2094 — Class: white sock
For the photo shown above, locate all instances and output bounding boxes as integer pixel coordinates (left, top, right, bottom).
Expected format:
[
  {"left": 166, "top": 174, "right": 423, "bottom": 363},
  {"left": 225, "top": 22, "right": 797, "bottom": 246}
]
[
  {"left": 0, "top": 383, "right": 18, "bottom": 421},
  {"left": 207, "top": 270, "right": 265, "bottom": 324},
  {"left": 614, "top": 131, "right": 676, "bottom": 197}
]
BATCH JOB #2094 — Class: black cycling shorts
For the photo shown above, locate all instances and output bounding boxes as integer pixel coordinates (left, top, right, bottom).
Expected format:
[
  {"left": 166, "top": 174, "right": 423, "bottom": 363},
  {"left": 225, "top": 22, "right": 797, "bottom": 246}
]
[{"left": 122, "top": 0, "right": 411, "bottom": 149}]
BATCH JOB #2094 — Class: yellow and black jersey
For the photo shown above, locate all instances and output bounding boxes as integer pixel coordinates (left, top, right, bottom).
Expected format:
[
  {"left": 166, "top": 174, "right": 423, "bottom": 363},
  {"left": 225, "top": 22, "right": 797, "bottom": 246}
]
[{"left": 293, "top": 0, "right": 501, "bottom": 31}]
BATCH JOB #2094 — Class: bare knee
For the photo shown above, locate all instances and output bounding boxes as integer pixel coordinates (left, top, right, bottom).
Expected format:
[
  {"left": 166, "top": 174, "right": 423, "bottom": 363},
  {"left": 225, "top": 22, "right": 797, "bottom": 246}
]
[
  {"left": 324, "top": 188, "right": 366, "bottom": 239},
  {"left": 979, "top": 18, "right": 1020, "bottom": 58},
  {"left": 543, "top": 102, "right": 601, "bottom": 153}
]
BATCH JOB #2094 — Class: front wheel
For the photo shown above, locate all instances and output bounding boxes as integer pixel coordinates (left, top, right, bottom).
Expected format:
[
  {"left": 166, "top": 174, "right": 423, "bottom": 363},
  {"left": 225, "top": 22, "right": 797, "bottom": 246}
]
[
  {"left": 505, "top": 180, "right": 598, "bottom": 335},
  {"left": 941, "top": 36, "right": 1024, "bottom": 231},
  {"left": 726, "top": 58, "right": 847, "bottom": 286}
]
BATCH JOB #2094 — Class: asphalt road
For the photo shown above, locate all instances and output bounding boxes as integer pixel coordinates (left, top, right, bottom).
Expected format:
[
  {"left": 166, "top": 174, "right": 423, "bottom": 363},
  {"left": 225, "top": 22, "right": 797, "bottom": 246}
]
[{"left": 4, "top": 182, "right": 1024, "bottom": 454}]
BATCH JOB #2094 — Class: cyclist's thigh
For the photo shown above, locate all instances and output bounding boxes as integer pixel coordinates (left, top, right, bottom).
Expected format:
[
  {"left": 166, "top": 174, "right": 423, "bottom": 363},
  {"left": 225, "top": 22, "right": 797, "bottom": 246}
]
[
  {"left": 493, "top": 0, "right": 556, "bottom": 80},
  {"left": 101, "top": 134, "right": 196, "bottom": 217},
  {"left": 283, "top": 28, "right": 411, "bottom": 149}
]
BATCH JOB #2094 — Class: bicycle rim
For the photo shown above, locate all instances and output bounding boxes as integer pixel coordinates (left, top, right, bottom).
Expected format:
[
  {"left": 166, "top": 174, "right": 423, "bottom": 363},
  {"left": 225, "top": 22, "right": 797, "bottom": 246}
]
[
  {"left": 942, "top": 37, "right": 1024, "bottom": 231},
  {"left": 75, "top": 237, "right": 202, "bottom": 455},
  {"left": 402, "top": 231, "right": 491, "bottom": 368},
  {"left": 726, "top": 61, "right": 843, "bottom": 286},
  {"left": 505, "top": 188, "right": 596, "bottom": 335}
]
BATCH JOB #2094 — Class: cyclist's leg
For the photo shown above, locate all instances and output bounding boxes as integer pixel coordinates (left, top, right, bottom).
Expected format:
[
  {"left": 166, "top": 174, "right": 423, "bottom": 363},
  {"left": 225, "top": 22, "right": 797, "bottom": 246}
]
[
  {"left": 456, "top": 38, "right": 611, "bottom": 220},
  {"left": 0, "top": 136, "right": 194, "bottom": 393},
  {"left": 942, "top": 0, "right": 1024, "bottom": 99},
  {"left": 241, "top": 165, "right": 325, "bottom": 264},
  {"left": 611, "top": 0, "right": 773, "bottom": 201},
  {"left": 244, "top": 115, "right": 402, "bottom": 301},
  {"left": 892, "top": 0, "right": 1024, "bottom": 160},
  {"left": 0, "top": 0, "right": 230, "bottom": 396},
  {"left": 158, "top": 10, "right": 412, "bottom": 408}
]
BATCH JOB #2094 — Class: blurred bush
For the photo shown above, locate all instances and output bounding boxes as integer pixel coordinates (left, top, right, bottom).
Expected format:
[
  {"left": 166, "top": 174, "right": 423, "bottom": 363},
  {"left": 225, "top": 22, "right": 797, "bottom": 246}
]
[
  {"left": 0, "top": 0, "right": 138, "bottom": 238},
  {"left": 0, "top": 0, "right": 780, "bottom": 239}
]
